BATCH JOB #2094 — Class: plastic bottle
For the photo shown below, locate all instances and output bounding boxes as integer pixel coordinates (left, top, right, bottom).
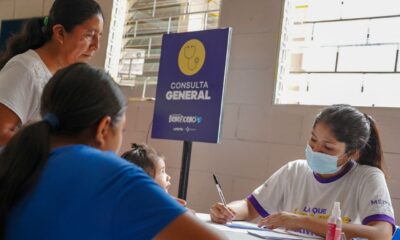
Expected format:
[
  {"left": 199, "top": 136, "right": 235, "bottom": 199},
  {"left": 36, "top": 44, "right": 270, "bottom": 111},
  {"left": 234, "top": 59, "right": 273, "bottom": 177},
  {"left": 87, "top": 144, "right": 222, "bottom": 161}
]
[{"left": 325, "top": 202, "right": 342, "bottom": 240}]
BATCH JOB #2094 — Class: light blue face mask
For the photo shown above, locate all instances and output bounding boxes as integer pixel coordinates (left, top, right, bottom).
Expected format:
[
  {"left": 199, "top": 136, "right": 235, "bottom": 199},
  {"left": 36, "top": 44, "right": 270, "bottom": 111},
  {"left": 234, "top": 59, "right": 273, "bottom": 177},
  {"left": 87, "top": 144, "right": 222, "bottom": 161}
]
[{"left": 305, "top": 144, "right": 343, "bottom": 174}]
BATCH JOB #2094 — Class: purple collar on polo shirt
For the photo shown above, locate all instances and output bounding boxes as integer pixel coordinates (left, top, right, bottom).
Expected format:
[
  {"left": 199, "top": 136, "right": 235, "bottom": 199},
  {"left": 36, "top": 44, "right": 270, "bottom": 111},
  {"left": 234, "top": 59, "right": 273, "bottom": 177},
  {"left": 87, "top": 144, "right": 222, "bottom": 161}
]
[{"left": 313, "top": 160, "right": 355, "bottom": 184}]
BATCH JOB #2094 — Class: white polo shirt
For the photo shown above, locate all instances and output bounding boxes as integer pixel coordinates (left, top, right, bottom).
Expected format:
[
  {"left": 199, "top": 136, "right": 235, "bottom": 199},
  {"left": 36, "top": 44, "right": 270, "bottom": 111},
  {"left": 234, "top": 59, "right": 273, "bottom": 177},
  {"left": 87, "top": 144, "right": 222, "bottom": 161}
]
[
  {"left": 0, "top": 49, "right": 52, "bottom": 124},
  {"left": 249, "top": 160, "right": 395, "bottom": 236}
]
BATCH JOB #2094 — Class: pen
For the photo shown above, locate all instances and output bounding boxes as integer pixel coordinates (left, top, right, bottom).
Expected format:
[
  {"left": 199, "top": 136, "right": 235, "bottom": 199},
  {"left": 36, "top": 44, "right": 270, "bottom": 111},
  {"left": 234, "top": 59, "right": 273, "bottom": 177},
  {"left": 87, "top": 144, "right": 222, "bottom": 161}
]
[{"left": 213, "top": 173, "right": 227, "bottom": 206}]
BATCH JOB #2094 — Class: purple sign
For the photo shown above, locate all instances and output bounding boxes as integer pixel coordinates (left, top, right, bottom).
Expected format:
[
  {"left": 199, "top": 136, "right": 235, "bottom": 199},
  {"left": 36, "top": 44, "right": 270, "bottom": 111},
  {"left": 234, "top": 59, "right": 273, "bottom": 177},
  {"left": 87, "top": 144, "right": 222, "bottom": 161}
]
[{"left": 152, "top": 28, "right": 232, "bottom": 143}]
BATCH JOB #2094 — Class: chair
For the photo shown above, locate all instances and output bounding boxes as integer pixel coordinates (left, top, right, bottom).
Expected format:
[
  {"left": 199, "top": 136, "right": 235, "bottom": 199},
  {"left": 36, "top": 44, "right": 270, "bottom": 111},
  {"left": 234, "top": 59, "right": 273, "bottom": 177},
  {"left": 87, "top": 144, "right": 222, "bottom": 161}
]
[{"left": 393, "top": 226, "right": 400, "bottom": 240}]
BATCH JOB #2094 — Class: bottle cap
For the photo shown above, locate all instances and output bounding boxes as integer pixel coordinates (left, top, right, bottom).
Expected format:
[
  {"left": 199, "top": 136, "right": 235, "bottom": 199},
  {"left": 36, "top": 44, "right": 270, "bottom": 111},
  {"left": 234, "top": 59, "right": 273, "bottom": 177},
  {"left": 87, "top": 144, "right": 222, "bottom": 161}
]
[{"left": 332, "top": 201, "right": 341, "bottom": 218}]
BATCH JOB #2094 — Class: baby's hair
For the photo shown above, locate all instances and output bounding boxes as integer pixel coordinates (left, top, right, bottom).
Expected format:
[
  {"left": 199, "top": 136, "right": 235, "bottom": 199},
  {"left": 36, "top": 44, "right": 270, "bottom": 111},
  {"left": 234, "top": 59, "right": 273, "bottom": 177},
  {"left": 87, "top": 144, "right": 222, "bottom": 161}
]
[{"left": 121, "top": 143, "right": 164, "bottom": 178}]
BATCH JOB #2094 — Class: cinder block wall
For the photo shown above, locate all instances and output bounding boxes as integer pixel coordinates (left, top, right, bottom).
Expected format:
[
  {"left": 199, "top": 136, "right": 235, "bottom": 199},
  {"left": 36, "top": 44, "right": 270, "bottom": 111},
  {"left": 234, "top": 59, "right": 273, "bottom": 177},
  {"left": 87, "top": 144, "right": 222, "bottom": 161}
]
[
  {"left": 117, "top": 0, "right": 400, "bottom": 222},
  {"left": 2, "top": 0, "right": 400, "bottom": 222}
]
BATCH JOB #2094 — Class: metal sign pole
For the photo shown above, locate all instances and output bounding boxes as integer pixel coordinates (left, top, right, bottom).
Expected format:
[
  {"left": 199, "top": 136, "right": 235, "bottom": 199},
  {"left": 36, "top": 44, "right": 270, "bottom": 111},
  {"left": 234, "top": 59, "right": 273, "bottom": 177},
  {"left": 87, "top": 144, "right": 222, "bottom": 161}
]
[{"left": 177, "top": 141, "right": 192, "bottom": 200}]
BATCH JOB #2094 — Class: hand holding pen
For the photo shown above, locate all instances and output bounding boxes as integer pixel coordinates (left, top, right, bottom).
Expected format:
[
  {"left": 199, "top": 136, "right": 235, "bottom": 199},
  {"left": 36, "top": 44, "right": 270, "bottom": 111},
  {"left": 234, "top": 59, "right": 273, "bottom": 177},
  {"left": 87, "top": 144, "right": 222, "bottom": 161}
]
[
  {"left": 210, "top": 174, "right": 236, "bottom": 224},
  {"left": 213, "top": 174, "right": 227, "bottom": 206}
]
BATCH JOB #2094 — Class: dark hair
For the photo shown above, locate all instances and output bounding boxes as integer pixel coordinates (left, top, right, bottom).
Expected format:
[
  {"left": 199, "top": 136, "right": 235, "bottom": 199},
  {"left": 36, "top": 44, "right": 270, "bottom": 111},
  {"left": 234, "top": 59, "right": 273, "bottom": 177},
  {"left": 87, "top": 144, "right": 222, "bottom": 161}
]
[
  {"left": 121, "top": 143, "right": 164, "bottom": 178},
  {"left": 0, "top": 0, "right": 103, "bottom": 69},
  {"left": 0, "top": 63, "right": 126, "bottom": 235},
  {"left": 313, "top": 104, "right": 386, "bottom": 176}
]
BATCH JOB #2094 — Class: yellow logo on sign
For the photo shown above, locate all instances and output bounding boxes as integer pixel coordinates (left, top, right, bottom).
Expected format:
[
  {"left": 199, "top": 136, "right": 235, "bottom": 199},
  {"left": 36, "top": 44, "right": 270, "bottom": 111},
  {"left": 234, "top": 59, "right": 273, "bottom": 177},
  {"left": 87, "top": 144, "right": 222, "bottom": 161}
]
[{"left": 178, "top": 39, "right": 206, "bottom": 76}]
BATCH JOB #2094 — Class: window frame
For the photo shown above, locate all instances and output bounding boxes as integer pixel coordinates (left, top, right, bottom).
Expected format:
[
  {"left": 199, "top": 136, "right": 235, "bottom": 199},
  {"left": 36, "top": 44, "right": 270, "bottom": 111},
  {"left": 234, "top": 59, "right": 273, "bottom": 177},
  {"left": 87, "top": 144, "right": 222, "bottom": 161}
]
[
  {"left": 106, "top": 0, "right": 221, "bottom": 100},
  {"left": 274, "top": 0, "right": 400, "bottom": 108}
]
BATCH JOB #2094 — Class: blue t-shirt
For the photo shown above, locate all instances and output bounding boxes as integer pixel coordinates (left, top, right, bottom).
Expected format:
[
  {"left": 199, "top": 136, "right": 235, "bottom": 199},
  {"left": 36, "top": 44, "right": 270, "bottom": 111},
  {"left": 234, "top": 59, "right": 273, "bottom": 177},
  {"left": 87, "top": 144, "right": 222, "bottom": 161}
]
[{"left": 6, "top": 145, "right": 186, "bottom": 240}]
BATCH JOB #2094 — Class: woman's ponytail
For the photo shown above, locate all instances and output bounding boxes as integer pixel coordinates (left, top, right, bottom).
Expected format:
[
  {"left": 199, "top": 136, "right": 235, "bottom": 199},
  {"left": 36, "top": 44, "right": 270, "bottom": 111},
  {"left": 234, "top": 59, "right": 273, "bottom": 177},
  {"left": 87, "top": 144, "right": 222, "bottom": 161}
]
[
  {"left": 0, "top": 121, "right": 52, "bottom": 235},
  {"left": 0, "top": 17, "right": 50, "bottom": 70},
  {"left": 358, "top": 115, "right": 388, "bottom": 177}
]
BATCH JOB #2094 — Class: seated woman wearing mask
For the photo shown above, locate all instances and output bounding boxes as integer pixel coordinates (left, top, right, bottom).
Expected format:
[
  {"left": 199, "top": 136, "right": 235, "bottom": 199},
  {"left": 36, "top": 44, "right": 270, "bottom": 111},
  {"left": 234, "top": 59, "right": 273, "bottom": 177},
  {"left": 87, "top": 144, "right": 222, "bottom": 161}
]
[{"left": 210, "top": 104, "right": 395, "bottom": 240}]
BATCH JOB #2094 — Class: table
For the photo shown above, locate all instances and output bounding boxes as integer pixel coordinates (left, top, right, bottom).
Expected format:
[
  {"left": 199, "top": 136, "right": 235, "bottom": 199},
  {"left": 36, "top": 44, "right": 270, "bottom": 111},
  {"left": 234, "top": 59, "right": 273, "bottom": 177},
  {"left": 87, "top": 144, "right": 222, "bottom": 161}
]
[{"left": 196, "top": 213, "right": 323, "bottom": 240}]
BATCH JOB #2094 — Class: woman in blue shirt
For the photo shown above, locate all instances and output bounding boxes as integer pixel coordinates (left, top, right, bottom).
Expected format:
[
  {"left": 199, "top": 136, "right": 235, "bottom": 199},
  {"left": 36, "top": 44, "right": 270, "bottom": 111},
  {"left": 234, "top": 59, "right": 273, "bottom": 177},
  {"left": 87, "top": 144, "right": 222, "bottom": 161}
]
[{"left": 0, "top": 63, "right": 227, "bottom": 240}]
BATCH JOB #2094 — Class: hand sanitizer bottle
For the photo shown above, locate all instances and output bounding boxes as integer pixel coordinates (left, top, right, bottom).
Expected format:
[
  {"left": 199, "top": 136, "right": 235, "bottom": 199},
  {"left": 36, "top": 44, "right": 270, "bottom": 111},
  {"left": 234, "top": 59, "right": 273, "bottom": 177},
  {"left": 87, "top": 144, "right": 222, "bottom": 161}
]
[{"left": 325, "top": 202, "right": 342, "bottom": 240}]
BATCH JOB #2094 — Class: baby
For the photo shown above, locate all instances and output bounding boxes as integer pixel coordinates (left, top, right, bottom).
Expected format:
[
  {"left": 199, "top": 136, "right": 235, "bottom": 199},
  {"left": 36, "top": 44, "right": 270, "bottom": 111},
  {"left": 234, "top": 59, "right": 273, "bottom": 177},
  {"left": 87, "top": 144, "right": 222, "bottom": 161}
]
[{"left": 121, "top": 143, "right": 187, "bottom": 206}]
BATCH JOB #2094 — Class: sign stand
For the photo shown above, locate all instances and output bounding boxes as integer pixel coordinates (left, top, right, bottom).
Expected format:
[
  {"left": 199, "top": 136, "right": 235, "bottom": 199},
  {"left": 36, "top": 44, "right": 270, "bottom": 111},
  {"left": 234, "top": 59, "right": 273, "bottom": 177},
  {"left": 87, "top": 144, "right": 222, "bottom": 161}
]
[
  {"left": 151, "top": 28, "right": 232, "bottom": 202},
  {"left": 177, "top": 141, "right": 192, "bottom": 200}
]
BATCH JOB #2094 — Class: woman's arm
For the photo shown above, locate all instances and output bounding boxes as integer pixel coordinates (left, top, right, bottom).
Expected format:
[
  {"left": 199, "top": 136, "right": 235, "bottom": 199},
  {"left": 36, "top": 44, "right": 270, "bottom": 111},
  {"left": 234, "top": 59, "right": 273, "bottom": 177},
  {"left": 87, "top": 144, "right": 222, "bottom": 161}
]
[
  {"left": 0, "top": 103, "right": 21, "bottom": 145},
  {"left": 210, "top": 198, "right": 259, "bottom": 223},
  {"left": 343, "top": 221, "right": 392, "bottom": 240},
  {"left": 155, "top": 212, "right": 228, "bottom": 240},
  {"left": 259, "top": 211, "right": 392, "bottom": 240}
]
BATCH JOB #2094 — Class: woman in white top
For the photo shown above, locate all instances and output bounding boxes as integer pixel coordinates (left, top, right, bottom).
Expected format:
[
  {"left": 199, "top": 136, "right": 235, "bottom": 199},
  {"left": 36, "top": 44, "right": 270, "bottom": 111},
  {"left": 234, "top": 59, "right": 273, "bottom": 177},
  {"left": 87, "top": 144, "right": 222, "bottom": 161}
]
[
  {"left": 210, "top": 104, "right": 394, "bottom": 240},
  {"left": 0, "top": 0, "right": 103, "bottom": 145}
]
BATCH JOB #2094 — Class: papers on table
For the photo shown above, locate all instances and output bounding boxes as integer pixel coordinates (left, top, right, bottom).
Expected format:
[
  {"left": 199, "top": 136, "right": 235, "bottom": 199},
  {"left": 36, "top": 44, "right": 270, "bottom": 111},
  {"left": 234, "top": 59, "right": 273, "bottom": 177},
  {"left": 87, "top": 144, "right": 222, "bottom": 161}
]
[
  {"left": 196, "top": 213, "right": 323, "bottom": 240},
  {"left": 248, "top": 230, "right": 302, "bottom": 239},
  {"left": 225, "top": 222, "right": 270, "bottom": 231},
  {"left": 224, "top": 222, "right": 322, "bottom": 239},
  {"left": 247, "top": 229, "right": 323, "bottom": 240}
]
